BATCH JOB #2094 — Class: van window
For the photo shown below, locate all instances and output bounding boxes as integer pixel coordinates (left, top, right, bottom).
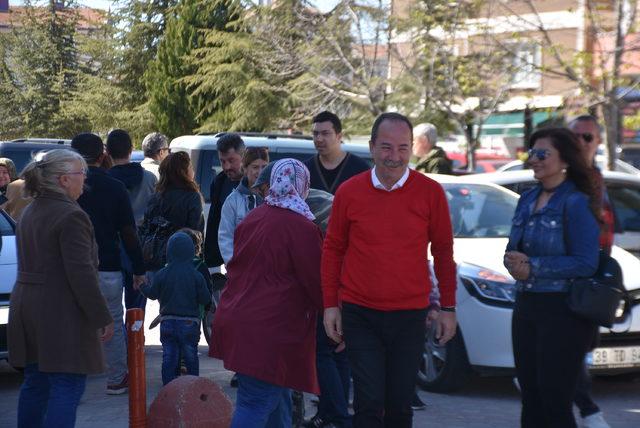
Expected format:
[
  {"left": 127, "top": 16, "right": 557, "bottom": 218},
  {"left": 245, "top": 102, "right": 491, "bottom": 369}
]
[
  {"left": 198, "top": 150, "right": 221, "bottom": 202},
  {"left": 0, "top": 149, "right": 37, "bottom": 174}
]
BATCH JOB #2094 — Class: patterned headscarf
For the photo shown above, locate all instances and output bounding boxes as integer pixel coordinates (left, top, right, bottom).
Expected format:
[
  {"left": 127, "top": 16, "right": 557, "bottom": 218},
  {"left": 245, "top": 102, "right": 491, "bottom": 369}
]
[{"left": 265, "top": 159, "right": 315, "bottom": 221}]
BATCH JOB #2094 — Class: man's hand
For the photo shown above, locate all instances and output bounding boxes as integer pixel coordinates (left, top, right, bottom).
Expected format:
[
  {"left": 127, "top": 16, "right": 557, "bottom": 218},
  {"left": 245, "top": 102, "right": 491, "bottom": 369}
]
[
  {"left": 324, "top": 307, "right": 343, "bottom": 344},
  {"left": 100, "top": 322, "right": 114, "bottom": 342},
  {"left": 436, "top": 311, "right": 457, "bottom": 345},
  {"left": 132, "top": 275, "right": 146, "bottom": 290},
  {"left": 426, "top": 307, "right": 440, "bottom": 329}
]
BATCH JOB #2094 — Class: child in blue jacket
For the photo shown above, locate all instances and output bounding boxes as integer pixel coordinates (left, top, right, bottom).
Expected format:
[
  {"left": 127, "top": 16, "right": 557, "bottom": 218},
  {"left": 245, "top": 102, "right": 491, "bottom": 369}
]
[{"left": 141, "top": 231, "right": 211, "bottom": 385}]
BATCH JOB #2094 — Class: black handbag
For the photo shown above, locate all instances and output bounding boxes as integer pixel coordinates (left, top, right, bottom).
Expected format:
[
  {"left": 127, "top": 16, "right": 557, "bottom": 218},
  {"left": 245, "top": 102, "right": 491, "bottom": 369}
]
[
  {"left": 561, "top": 197, "right": 626, "bottom": 327},
  {"left": 567, "top": 252, "right": 625, "bottom": 328}
]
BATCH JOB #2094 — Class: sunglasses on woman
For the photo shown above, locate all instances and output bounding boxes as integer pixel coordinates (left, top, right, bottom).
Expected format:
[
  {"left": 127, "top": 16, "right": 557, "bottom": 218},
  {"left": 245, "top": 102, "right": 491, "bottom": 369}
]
[{"left": 527, "top": 148, "right": 551, "bottom": 161}]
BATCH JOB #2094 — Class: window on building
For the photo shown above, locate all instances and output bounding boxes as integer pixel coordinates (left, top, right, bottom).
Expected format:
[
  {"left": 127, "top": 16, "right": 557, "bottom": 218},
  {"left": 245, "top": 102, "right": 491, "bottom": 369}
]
[{"left": 508, "top": 42, "right": 541, "bottom": 89}]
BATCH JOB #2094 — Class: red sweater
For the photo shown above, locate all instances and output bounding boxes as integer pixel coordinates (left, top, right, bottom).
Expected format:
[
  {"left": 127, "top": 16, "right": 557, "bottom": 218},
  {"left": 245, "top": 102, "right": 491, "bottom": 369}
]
[{"left": 321, "top": 170, "right": 457, "bottom": 311}]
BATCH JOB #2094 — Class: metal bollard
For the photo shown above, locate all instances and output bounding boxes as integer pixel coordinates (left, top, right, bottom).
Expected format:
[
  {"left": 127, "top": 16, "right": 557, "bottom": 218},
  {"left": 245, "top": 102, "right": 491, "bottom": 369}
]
[{"left": 126, "top": 308, "right": 147, "bottom": 428}]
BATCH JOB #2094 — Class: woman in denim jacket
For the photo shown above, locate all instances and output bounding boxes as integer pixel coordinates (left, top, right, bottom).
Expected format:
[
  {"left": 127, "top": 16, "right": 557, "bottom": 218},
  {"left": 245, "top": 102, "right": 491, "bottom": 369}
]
[{"left": 504, "top": 128, "right": 601, "bottom": 428}]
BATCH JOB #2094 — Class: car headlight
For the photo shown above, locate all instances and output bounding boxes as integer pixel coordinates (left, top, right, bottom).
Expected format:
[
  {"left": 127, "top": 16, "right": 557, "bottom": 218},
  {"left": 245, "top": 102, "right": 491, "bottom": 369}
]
[{"left": 459, "top": 263, "right": 516, "bottom": 308}]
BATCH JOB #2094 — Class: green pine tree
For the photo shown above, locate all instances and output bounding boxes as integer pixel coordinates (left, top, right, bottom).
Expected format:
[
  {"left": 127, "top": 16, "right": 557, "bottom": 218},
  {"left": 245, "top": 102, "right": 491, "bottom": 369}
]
[
  {"left": 145, "top": 0, "right": 237, "bottom": 137},
  {"left": 184, "top": 0, "right": 290, "bottom": 132},
  {"left": 0, "top": 0, "right": 81, "bottom": 138}
]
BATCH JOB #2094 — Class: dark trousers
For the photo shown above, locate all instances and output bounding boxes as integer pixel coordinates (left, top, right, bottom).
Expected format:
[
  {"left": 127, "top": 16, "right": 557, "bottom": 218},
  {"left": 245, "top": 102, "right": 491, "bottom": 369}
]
[
  {"left": 574, "top": 361, "right": 600, "bottom": 418},
  {"left": 342, "top": 302, "right": 426, "bottom": 428},
  {"left": 18, "top": 364, "right": 87, "bottom": 428},
  {"left": 315, "top": 315, "right": 352, "bottom": 427},
  {"left": 512, "top": 292, "right": 596, "bottom": 428},
  {"left": 120, "top": 248, "right": 146, "bottom": 311}
]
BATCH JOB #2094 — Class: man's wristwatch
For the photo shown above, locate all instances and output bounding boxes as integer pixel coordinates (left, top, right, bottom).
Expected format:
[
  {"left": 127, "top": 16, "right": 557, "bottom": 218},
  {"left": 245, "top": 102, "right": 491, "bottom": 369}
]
[{"left": 441, "top": 306, "right": 456, "bottom": 313}]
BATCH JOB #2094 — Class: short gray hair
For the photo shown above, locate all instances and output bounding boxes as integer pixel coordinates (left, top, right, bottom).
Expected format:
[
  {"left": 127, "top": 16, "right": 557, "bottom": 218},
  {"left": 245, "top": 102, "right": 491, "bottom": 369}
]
[
  {"left": 22, "top": 149, "right": 86, "bottom": 198},
  {"left": 142, "top": 132, "right": 169, "bottom": 157},
  {"left": 413, "top": 123, "right": 438, "bottom": 145}
]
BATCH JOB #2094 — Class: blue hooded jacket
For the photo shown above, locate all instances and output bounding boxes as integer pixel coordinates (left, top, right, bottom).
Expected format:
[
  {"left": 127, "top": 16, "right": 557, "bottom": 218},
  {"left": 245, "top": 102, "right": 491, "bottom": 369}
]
[{"left": 141, "top": 232, "right": 211, "bottom": 318}]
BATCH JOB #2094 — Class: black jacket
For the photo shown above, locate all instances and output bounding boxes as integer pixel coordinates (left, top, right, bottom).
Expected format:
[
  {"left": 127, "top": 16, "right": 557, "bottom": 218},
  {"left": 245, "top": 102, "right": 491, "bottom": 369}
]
[
  {"left": 77, "top": 166, "right": 145, "bottom": 274},
  {"left": 204, "top": 171, "right": 239, "bottom": 267},
  {"left": 144, "top": 187, "right": 204, "bottom": 233}
]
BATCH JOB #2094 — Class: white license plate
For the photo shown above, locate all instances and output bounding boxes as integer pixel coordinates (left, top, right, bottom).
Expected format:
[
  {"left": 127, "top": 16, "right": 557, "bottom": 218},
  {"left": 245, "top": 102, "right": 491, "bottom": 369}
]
[
  {"left": 0, "top": 306, "right": 8, "bottom": 325},
  {"left": 588, "top": 347, "right": 640, "bottom": 368}
]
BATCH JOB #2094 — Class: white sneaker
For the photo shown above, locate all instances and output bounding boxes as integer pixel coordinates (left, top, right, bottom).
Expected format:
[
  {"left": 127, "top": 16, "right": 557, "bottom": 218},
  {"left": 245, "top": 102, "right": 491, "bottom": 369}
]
[{"left": 582, "top": 412, "right": 610, "bottom": 428}]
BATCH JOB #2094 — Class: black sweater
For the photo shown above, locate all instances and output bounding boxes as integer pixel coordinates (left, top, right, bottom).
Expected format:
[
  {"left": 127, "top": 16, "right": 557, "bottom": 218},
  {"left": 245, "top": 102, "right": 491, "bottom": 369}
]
[
  {"left": 78, "top": 166, "right": 145, "bottom": 274},
  {"left": 304, "top": 152, "right": 370, "bottom": 195}
]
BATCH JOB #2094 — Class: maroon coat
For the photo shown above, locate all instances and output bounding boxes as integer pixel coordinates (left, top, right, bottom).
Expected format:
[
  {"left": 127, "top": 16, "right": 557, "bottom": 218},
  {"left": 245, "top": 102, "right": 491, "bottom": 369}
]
[{"left": 210, "top": 205, "right": 323, "bottom": 394}]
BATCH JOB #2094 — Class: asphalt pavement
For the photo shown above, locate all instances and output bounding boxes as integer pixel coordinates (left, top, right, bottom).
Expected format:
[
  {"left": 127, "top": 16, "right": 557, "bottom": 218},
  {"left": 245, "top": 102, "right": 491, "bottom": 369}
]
[{"left": 0, "top": 299, "right": 639, "bottom": 427}]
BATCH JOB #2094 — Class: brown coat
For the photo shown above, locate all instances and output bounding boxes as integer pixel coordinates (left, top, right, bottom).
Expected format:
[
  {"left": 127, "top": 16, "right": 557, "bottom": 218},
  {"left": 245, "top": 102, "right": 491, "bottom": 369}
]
[{"left": 8, "top": 192, "right": 112, "bottom": 374}]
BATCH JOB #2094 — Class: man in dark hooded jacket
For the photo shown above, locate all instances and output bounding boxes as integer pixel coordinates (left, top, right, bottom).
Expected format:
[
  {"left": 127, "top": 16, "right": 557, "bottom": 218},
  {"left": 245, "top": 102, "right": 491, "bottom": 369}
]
[{"left": 107, "top": 129, "right": 157, "bottom": 310}]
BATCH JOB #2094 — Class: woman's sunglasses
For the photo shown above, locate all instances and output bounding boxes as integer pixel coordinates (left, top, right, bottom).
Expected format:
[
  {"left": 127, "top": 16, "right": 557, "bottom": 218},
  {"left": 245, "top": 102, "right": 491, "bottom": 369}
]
[{"left": 527, "top": 148, "right": 551, "bottom": 161}]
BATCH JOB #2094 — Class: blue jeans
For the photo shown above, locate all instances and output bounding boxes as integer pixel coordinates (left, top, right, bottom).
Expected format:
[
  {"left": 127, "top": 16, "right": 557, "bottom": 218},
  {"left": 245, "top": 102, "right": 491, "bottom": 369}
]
[
  {"left": 121, "top": 248, "right": 146, "bottom": 310},
  {"left": 232, "top": 374, "right": 292, "bottom": 428},
  {"left": 18, "top": 364, "right": 87, "bottom": 428},
  {"left": 160, "top": 319, "right": 200, "bottom": 385},
  {"left": 316, "top": 316, "right": 352, "bottom": 427}
]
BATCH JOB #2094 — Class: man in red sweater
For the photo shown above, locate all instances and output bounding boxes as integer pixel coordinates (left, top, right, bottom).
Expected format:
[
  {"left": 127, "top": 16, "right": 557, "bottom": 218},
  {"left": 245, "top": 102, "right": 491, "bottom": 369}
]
[{"left": 322, "top": 112, "right": 457, "bottom": 428}]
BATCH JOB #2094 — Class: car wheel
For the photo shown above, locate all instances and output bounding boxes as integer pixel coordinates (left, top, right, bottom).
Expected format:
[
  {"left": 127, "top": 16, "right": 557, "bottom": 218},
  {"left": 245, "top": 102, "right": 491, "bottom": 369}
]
[
  {"left": 201, "top": 301, "right": 216, "bottom": 345},
  {"left": 417, "top": 324, "right": 471, "bottom": 392}
]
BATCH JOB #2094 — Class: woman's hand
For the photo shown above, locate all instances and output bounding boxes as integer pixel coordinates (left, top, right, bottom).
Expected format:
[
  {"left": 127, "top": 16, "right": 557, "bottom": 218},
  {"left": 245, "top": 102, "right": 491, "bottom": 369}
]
[{"left": 504, "top": 251, "right": 531, "bottom": 281}]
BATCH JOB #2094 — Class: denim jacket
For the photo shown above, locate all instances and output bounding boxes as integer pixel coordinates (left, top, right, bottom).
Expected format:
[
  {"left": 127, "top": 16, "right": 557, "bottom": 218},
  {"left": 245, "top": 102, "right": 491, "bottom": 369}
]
[{"left": 506, "top": 180, "right": 599, "bottom": 293}]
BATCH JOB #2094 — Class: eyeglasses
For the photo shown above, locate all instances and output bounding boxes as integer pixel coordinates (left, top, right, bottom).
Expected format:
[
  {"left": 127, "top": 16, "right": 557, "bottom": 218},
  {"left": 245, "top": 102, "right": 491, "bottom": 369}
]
[
  {"left": 575, "top": 132, "right": 594, "bottom": 143},
  {"left": 527, "top": 148, "right": 551, "bottom": 161},
  {"left": 63, "top": 170, "right": 87, "bottom": 177}
]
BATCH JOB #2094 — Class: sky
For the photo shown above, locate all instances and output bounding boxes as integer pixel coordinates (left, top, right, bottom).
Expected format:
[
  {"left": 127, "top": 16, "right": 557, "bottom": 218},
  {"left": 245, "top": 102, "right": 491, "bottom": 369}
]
[{"left": 13, "top": 0, "right": 342, "bottom": 13}]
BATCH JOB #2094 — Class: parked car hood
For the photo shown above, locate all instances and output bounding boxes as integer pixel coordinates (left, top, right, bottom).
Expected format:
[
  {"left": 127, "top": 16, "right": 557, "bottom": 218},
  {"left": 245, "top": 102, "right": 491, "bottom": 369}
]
[
  {"left": 452, "top": 238, "right": 511, "bottom": 278},
  {"left": 449, "top": 237, "right": 640, "bottom": 293}
]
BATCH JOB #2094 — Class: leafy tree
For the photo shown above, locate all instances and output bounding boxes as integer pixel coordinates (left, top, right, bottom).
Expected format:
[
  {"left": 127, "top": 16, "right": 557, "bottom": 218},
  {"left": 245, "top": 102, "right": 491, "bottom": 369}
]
[
  {"left": 183, "top": 0, "right": 289, "bottom": 132},
  {"left": 113, "top": 0, "right": 179, "bottom": 107},
  {"left": 0, "top": 0, "right": 81, "bottom": 138},
  {"left": 395, "top": 0, "right": 517, "bottom": 169},
  {"left": 146, "top": 0, "right": 240, "bottom": 137},
  {"left": 485, "top": 0, "right": 639, "bottom": 170}
]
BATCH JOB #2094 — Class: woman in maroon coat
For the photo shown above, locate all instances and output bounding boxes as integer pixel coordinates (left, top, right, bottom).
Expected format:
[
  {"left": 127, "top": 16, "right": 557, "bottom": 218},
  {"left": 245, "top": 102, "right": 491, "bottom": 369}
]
[{"left": 210, "top": 158, "right": 323, "bottom": 427}]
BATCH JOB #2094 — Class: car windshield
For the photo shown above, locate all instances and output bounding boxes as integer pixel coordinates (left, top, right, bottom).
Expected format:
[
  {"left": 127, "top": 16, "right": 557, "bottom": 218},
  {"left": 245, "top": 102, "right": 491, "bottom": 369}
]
[{"left": 442, "top": 183, "right": 517, "bottom": 238}]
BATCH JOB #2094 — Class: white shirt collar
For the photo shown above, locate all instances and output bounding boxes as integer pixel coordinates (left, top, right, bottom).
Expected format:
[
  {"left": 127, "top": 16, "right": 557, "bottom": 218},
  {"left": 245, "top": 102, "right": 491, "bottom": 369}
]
[{"left": 371, "top": 167, "right": 410, "bottom": 191}]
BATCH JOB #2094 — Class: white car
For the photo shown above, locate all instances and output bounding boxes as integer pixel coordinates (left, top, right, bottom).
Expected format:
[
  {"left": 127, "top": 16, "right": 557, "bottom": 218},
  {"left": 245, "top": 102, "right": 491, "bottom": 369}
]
[
  {"left": 475, "top": 170, "right": 640, "bottom": 256},
  {"left": 0, "top": 209, "right": 17, "bottom": 360},
  {"left": 420, "top": 174, "right": 640, "bottom": 392}
]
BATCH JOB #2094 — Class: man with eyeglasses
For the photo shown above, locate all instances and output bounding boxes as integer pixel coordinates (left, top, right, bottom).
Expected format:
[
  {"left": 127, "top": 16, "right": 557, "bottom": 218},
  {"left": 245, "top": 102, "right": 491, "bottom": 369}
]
[
  {"left": 567, "top": 115, "right": 613, "bottom": 428},
  {"left": 305, "top": 111, "right": 370, "bottom": 195},
  {"left": 303, "top": 111, "right": 369, "bottom": 428}
]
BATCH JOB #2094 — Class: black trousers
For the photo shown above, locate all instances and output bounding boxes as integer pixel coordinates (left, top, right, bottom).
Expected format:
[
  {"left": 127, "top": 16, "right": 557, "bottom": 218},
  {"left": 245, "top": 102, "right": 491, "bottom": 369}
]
[
  {"left": 574, "top": 361, "right": 600, "bottom": 418},
  {"left": 512, "top": 292, "right": 596, "bottom": 428},
  {"left": 342, "top": 302, "right": 426, "bottom": 428}
]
